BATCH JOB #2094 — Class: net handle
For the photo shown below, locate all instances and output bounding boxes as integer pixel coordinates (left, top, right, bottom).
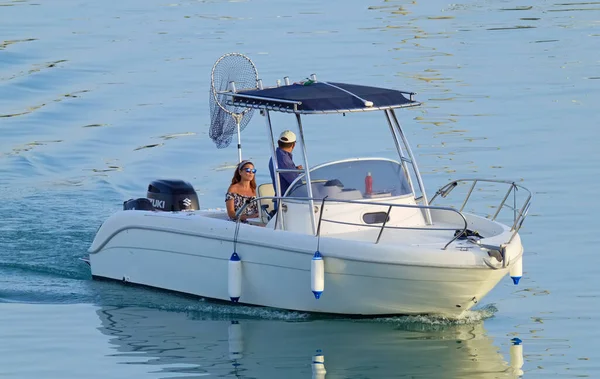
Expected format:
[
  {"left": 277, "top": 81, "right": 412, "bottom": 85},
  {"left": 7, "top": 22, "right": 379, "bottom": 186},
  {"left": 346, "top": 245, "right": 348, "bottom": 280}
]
[{"left": 233, "top": 113, "right": 243, "bottom": 162}]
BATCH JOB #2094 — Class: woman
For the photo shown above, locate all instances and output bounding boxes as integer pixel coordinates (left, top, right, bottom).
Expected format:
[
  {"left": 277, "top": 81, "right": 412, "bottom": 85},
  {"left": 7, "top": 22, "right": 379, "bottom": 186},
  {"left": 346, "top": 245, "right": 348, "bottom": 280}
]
[{"left": 226, "top": 160, "right": 259, "bottom": 222}]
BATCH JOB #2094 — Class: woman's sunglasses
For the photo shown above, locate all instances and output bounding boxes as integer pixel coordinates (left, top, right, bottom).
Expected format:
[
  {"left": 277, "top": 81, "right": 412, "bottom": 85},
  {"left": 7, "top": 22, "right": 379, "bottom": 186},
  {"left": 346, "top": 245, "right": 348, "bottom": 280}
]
[{"left": 242, "top": 168, "right": 257, "bottom": 174}]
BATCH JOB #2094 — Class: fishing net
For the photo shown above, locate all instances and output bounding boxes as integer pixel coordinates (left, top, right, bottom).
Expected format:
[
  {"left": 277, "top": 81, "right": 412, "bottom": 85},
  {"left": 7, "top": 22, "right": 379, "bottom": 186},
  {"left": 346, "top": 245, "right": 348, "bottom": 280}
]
[{"left": 209, "top": 53, "right": 258, "bottom": 149}]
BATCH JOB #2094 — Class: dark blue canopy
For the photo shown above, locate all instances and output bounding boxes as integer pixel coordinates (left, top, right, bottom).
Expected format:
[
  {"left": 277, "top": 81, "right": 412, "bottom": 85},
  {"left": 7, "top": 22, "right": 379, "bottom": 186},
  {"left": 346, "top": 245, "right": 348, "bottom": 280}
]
[{"left": 231, "top": 82, "right": 420, "bottom": 114}]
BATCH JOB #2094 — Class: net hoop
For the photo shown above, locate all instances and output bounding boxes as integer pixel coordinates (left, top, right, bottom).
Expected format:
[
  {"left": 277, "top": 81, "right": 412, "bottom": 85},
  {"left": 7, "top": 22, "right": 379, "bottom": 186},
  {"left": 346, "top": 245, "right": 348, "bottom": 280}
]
[{"left": 210, "top": 52, "right": 258, "bottom": 117}]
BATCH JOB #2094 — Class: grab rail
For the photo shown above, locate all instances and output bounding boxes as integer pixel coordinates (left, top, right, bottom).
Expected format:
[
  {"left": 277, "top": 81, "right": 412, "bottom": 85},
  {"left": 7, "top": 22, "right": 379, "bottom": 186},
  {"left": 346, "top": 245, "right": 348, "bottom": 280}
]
[
  {"left": 429, "top": 179, "right": 533, "bottom": 244},
  {"left": 234, "top": 196, "right": 468, "bottom": 250}
]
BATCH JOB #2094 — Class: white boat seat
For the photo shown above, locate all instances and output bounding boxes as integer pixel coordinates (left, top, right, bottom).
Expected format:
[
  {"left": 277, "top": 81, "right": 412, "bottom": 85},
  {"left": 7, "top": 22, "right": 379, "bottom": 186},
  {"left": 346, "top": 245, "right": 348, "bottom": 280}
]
[{"left": 257, "top": 183, "right": 275, "bottom": 224}]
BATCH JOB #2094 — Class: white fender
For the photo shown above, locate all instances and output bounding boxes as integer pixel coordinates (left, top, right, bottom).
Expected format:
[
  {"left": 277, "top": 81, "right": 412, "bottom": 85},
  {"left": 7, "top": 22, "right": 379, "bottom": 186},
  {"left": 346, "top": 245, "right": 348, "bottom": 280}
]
[
  {"left": 311, "top": 251, "right": 324, "bottom": 299},
  {"left": 510, "top": 256, "right": 523, "bottom": 285},
  {"left": 228, "top": 252, "right": 242, "bottom": 302}
]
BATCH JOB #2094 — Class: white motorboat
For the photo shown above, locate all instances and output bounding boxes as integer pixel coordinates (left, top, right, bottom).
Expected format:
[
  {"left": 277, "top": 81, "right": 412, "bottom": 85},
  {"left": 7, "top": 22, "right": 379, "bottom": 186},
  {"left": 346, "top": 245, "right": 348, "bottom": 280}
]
[{"left": 87, "top": 56, "right": 532, "bottom": 317}]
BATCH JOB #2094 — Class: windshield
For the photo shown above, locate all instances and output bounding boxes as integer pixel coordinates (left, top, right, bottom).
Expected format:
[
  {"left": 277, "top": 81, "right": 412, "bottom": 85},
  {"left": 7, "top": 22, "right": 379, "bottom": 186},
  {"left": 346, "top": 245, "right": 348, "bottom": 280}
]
[{"left": 286, "top": 159, "right": 412, "bottom": 200}]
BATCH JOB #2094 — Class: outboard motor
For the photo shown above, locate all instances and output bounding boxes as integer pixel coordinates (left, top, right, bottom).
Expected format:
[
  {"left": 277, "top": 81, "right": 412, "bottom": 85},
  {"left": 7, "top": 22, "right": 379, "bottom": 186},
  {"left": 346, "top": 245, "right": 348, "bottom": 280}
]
[{"left": 146, "top": 179, "right": 199, "bottom": 211}]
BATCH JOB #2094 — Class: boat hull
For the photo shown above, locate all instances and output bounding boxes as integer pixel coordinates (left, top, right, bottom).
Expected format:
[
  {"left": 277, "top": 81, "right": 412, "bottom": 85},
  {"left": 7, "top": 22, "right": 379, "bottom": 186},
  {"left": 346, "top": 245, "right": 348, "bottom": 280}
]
[{"left": 89, "top": 210, "right": 521, "bottom": 317}]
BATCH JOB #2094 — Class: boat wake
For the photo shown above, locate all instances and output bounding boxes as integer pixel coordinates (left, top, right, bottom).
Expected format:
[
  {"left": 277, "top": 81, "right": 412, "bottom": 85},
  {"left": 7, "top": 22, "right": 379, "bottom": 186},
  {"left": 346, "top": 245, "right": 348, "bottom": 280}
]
[
  {"left": 0, "top": 261, "right": 87, "bottom": 280},
  {"left": 367, "top": 304, "right": 498, "bottom": 327},
  {"left": 156, "top": 299, "right": 313, "bottom": 321},
  {"left": 148, "top": 298, "right": 497, "bottom": 325}
]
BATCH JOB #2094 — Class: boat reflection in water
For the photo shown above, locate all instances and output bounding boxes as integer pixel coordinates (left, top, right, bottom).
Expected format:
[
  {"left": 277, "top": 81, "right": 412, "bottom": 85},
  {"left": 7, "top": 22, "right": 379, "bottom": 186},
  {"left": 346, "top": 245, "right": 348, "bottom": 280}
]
[{"left": 96, "top": 306, "right": 524, "bottom": 378}]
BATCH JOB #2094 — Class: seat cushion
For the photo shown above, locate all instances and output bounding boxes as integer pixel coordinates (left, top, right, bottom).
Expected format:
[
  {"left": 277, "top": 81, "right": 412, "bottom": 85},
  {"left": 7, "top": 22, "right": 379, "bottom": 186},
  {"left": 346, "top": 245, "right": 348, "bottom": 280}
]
[{"left": 257, "top": 183, "right": 275, "bottom": 223}]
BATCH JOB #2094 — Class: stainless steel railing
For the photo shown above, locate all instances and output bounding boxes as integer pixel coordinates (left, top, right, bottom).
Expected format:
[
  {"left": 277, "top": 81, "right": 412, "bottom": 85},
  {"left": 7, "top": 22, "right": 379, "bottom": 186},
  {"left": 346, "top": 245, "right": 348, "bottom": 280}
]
[
  {"left": 234, "top": 196, "right": 468, "bottom": 250},
  {"left": 429, "top": 179, "right": 533, "bottom": 244}
]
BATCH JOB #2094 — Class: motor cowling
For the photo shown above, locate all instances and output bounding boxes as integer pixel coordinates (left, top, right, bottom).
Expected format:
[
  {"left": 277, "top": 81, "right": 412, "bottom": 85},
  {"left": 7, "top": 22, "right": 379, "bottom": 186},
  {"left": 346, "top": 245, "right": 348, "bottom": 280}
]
[{"left": 146, "top": 179, "right": 199, "bottom": 211}]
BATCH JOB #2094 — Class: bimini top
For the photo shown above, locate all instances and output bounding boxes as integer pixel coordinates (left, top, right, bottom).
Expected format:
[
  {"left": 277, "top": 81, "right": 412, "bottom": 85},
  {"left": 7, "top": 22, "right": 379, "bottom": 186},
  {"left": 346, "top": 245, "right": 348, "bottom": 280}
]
[{"left": 230, "top": 81, "right": 420, "bottom": 114}]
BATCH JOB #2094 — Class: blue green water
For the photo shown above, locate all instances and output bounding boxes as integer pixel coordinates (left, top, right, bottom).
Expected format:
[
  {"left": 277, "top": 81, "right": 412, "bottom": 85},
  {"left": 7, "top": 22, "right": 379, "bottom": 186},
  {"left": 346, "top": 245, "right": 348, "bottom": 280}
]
[{"left": 1, "top": 0, "right": 599, "bottom": 377}]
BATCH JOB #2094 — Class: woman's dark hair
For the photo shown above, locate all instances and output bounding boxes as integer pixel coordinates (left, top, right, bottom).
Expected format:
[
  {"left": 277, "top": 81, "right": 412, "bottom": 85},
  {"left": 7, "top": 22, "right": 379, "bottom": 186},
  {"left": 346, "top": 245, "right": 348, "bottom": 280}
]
[{"left": 231, "top": 160, "right": 256, "bottom": 191}]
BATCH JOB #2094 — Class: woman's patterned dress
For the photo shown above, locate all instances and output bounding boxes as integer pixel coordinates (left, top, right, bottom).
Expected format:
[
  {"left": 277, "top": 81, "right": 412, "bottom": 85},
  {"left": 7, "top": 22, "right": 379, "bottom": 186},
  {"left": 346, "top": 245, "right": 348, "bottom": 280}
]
[{"left": 225, "top": 192, "right": 258, "bottom": 222}]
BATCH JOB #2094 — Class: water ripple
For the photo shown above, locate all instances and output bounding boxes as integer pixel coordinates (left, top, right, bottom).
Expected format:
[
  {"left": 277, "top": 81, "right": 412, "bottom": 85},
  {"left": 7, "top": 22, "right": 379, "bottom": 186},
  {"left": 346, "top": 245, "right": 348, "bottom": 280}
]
[
  {"left": 0, "top": 59, "right": 68, "bottom": 81},
  {"left": 0, "top": 90, "right": 91, "bottom": 118},
  {"left": 0, "top": 38, "right": 37, "bottom": 49}
]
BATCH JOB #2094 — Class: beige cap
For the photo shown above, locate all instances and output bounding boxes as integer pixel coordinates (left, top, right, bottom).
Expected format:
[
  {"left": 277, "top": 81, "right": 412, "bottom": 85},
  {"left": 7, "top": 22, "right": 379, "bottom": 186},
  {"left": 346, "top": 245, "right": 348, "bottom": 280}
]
[{"left": 278, "top": 130, "right": 297, "bottom": 143}]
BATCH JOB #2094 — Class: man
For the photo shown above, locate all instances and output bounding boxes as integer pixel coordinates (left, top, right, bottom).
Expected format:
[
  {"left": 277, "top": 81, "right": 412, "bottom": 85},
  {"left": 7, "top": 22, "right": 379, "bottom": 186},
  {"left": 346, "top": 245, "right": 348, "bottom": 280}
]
[{"left": 268, "top": 130, "right": 304, "bottom": 197}]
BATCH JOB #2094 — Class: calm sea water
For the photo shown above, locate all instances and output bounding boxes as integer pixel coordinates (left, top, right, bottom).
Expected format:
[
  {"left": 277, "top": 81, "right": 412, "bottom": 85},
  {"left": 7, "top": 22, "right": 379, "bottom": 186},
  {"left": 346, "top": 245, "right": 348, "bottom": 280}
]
[{"left": 1, "top": 0, "right": 599, "bottom": 377}]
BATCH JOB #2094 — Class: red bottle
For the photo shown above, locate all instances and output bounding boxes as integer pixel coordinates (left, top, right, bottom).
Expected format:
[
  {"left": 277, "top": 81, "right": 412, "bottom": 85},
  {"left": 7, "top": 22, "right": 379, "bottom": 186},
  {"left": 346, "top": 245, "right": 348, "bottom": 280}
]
[{"left": 365, "top": 172, "right": 373, "bottom": 196}]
